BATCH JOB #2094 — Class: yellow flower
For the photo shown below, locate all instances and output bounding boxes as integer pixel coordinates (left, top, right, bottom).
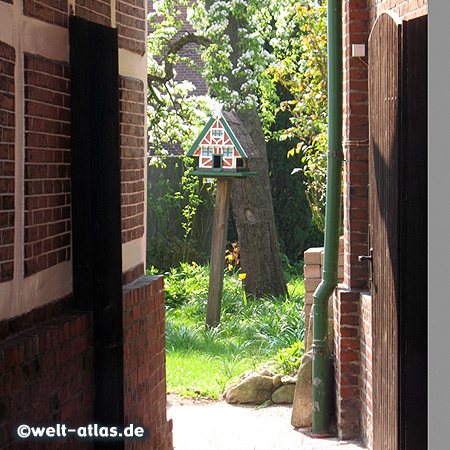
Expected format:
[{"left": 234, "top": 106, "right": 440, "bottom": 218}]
[{"left": 239, "top": 273, "right": 247, "bottom": 280}]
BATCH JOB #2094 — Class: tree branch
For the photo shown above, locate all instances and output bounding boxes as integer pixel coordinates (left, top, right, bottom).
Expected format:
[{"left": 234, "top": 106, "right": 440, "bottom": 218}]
[{"left": 148, "top": 32, "right": 212, "bottom": 85}]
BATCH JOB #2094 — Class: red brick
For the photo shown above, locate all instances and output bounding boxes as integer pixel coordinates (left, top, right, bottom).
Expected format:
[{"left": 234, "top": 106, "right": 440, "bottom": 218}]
[
  {"left": 341, "top": 339, "right": 360, "bottom": 351},
  {"left": 349, "top": 10, "right": 370, "bottom": 21},
  {"left": 339, "top": 350, "right": 360, "bottom": 363},
  {"left": 339, "top": 327, "right": 359, "bottom": 338},
  {"left": 340, "top": 386, "right": 360, "bottom": 399}
]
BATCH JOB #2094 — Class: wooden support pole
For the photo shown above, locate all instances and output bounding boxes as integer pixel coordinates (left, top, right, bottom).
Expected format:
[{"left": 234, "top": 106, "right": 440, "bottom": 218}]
[{"left": 206, "top": 177, "right": 231, "bottom": 328}]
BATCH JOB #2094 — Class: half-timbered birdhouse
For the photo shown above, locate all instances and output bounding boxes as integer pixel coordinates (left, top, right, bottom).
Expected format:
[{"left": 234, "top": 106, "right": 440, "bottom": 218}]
[
  {"left": 186, "top": 110, "right": 256, "bottom": 178},
  {"left": 186, "top": 110, "right": 257, "bottom": 327}
]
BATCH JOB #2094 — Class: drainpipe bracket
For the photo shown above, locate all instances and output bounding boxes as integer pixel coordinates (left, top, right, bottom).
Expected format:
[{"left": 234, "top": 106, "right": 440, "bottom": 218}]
[{"left": 326, "top": 150, "right": 344, "bottom": 160}]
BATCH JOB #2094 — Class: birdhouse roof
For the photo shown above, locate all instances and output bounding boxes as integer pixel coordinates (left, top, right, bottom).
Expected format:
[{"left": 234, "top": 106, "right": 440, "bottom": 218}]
[{"left": 186, "top": 110, "right": 249, "bottom": 158}]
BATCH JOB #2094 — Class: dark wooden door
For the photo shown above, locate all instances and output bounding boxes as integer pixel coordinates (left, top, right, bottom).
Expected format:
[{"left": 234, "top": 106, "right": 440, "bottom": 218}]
[
  {"left": 368, "top": 12, "right": 402, "bottom": 450},
  {"left": 398, "top": 15, "right": 428, "bottom": 450},
  {"left": 69, "top": 17, "right": 124, "bottom": 446},
  {"left": 368, "top": 12, "right": 427, "bottom": 450}
]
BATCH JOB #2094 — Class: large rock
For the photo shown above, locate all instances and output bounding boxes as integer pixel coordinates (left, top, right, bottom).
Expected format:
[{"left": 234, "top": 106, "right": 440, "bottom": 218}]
[
  {"left": 273, "top": 374, "right": 283, "bottom": 389},
  {"left": 224, "top": 373, "right": 275, "bottom": 404},
  {"left": 281, "top": 375, "right": 297, "bottom": 385},
  {"left": 291, "top": 351, "right": 313, "bottom": 428},
  {"left": 272, "top": 384, "right": 296, "bottom": 404}
]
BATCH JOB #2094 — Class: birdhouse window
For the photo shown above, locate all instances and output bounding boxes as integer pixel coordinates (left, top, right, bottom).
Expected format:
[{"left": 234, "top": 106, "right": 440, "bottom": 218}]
[
  {"left": 236, "top": 158, "right": 244, "bottom": 168},
  {"left": 212, "top": 129, "right": 223, "bottom": 138},
  {"left": 203, "top": 146, "right": 214, "bottom": 157},
  {"left": 222, "top": 147, "right": 233, "bottom": 158}
]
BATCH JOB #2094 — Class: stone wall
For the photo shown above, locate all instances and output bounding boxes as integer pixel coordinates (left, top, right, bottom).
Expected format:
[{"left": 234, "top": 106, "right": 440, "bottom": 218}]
[{"left": 0, "top": 276, "right": 173, "bottom": 449}]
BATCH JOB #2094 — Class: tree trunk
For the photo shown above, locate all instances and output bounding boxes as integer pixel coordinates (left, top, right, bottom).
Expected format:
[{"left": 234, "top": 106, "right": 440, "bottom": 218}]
[
  {"left": 231, "top": 108, "right": 287, "bottom": 298},
  {"left": 203, "top": 1, "right": 288, "bottom": 297}
]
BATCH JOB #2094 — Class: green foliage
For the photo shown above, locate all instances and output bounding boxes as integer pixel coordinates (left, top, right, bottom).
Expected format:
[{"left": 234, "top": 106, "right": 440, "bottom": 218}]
[
  {"left": 266, "top": 86, "right": 313, "bottom": 261},
  {"left": 147, "top": 236, "right": 202, "bottom": 274},
  {"left": 147, "top": 0, "right": 215, "bottom": 155},
  {"left": 157, "top": 261, "right": 305, "bottom": 397},
  {"left": 269, "top": 340, "right": 305, "bottom": 375},
  {"left": 147, "top": 0, "right": 330, "bottom": 261},
  {"left": 265, "top": 0, "right": 328, "bottom": 230},
  {"left": 190, "top": 0, "right": 278, "bottom": 111},
  {"left": 147, "top": 157, "right": 216, "bottom": 272}
]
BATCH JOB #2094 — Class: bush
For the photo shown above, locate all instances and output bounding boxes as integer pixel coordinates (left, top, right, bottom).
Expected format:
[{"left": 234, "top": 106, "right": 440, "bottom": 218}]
[
  {"left": 269, "top": 340, "right": 305, "bottom": 376},
  {"left": 147, "top": 236, "right": 204, "bottom": 274}
]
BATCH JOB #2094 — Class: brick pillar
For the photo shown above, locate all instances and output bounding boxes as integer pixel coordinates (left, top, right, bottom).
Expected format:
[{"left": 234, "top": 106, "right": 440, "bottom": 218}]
[
  {"left": 333, "top": 289, "right": 361, "bottom": 439},
  {"left": 360, "top": 292, "right": 373, "bottom": 448},
  {"left": 342, "top": 0, "right": 370, "bottom": 290},
  {"left": 303, "top": 237, "right": 344, "bottom": 349},
  {"left": 123, "top": 275, "right": 173, "bottom": 450}
]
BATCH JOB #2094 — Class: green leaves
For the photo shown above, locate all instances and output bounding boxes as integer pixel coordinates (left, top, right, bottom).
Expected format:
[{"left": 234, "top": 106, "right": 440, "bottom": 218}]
[{"left": 263, "top": 0, "right": 328, "bottom": 230}]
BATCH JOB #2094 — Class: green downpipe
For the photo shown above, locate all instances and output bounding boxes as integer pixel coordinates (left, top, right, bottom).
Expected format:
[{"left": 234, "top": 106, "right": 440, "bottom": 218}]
[{"left": 312, "top": 0, "right": 343, "bottom": 435}]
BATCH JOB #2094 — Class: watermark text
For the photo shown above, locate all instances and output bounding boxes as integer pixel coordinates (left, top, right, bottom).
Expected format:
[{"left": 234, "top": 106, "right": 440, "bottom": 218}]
[{"left": 15, "top": 423, "right": 147, "bottom": 441}]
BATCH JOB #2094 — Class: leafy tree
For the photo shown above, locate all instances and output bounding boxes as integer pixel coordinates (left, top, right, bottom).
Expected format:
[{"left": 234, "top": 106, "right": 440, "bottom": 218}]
[
  {"left": 265, "top": 0, "right": 328, "bottom": 230},
  {"left": 147, "top": 0, "right": 289, "bottom": 298},
  {"left": 266, "top": 86, "right": 313, "bottom": 261}
]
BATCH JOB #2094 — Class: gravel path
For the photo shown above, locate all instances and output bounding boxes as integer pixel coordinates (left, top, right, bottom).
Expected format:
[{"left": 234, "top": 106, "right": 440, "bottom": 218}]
[{"left": 167, "top": 395, "right": 366, "bottom": 450}]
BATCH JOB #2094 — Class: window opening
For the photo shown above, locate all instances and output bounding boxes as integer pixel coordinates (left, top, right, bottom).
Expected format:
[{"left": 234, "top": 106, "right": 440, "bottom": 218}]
[
  {"left": 211, "top": 129, "right": 223, "bottom": 139},
  {"left": 203, "top": 146, "right": 213, "bottom": 157},
  {"left": 223, "top": 147, "right": 233, "bottom": 158}
]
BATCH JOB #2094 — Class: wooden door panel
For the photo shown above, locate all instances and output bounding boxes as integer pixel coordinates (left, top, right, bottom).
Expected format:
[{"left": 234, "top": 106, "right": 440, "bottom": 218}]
[{"left": 368, "top": 12, "right": 402, "bottom": 450}]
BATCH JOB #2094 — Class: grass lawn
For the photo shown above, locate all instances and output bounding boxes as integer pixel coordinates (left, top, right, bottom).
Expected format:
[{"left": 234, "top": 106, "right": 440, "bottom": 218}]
[{"left": 153, "top": 261, "right": 305, "bottom": 399}]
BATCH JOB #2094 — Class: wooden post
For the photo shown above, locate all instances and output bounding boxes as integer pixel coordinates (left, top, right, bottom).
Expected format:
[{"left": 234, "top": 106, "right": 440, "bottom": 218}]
[{"left": 206, "top": 177, "right": 231, "bottom": 328}]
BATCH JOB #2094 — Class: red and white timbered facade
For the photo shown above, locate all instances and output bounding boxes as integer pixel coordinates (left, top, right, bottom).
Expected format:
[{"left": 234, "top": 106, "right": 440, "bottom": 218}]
[{"left": 187, "top": 113, "right": 249, "bottom": 173}]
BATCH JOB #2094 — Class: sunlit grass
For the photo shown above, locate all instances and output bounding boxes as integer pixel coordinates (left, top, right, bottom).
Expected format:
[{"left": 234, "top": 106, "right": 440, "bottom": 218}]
[{"left": 152, "top": 260, "right": 306, "bottom": 398}]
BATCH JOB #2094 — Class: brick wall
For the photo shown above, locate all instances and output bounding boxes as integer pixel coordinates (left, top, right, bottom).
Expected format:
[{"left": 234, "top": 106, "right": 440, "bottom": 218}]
[
  {"left": 0, "top": 41, "right": 15, "bottom": 283},
  {"left": 342, "top": 0, "right": 370, "bottom": 291},
  {"left": 123, "top": 275, "right": 173, "bottom": 450},
  {"left": 24, "top": 0, "right": 68, "bottom": 28},
  {"left": 0, "top": 297, "right": 95, "bottom": 448},
  {"left": 333, "top": 289, "right": 361, "bottom": 439},
  {"left": 360, "top": 292, "right": 373, "bottom": 448},
  {"left": 303, "top": 236, "right": 344, "bottom": 339},
  {"left": 75, "top": 0, "right": 111, "bottom": 27},
  {"left": 24, "top": 54, "right": 71, "bottom": 277},
  {"left": 369, "top": 0, "right": 428, "bottom": 25},
  {"left": 120, "top": 76, "right": 146, "bottom": 244},
  {"left": 147, "top": 1, "right": 208, "bottom": 156},
  {"left": 117, "top": 0, "right": 146, "bottom": 55},
  {"left": 148, "top": 0, "right": 207, "bottom": 94}
]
